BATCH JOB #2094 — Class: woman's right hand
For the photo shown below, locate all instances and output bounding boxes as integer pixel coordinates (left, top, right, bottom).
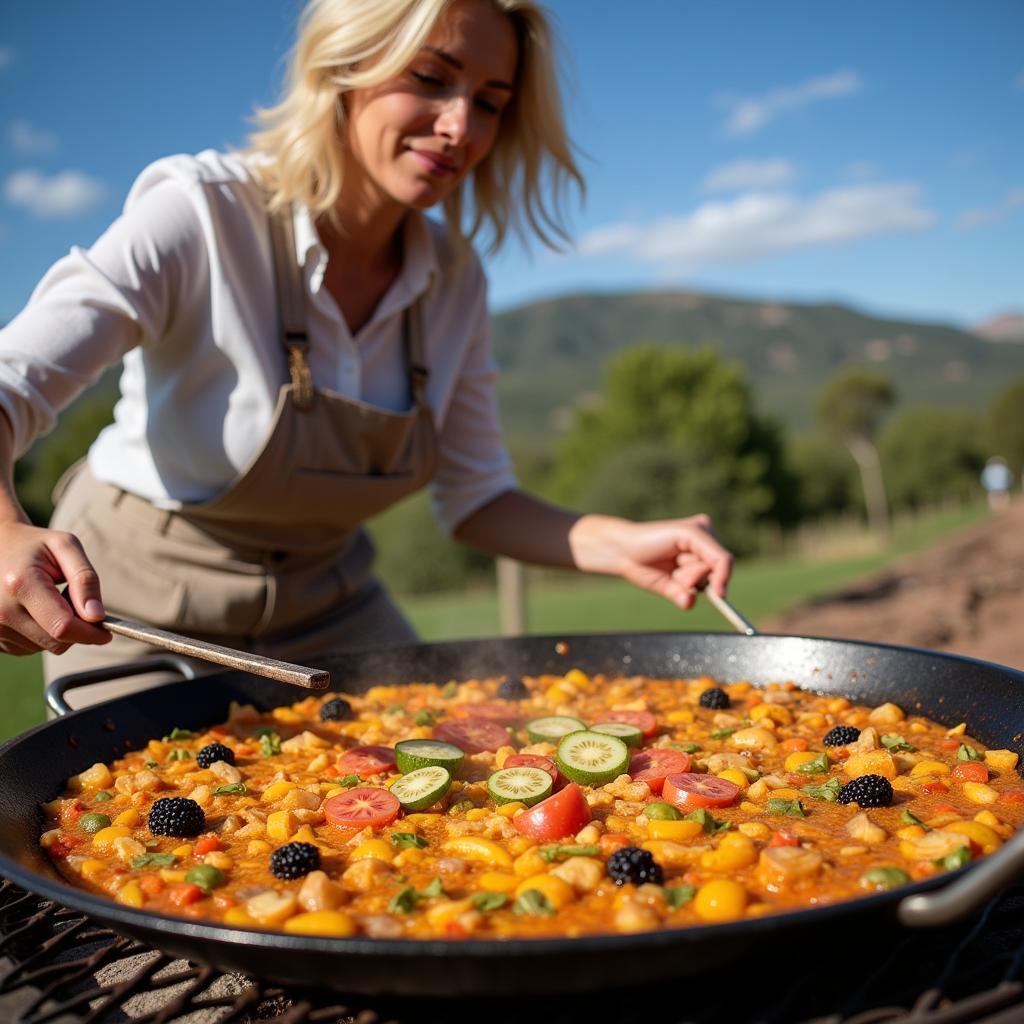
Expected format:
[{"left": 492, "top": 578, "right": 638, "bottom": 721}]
[{"left": 0, "top": 521, "right": 111, "bottom": 655}]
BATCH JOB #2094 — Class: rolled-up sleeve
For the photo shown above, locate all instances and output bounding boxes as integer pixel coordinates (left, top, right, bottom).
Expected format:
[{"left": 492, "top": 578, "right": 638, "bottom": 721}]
[
  {"left": 429, "top": 274, "right": 518, "bottom": 535},
  {"left": 0, "top": 179, "right": 201, "bottom": 456}
]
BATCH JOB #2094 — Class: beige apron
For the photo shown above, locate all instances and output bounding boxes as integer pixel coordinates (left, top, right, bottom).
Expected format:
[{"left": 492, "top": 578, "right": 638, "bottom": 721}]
[{"left": 44, "top": 207, "right": 440, "bottom": 706}]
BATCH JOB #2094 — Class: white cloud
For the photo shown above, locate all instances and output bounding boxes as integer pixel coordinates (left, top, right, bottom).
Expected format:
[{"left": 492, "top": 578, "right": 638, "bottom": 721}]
[
  {"left": 956, "top": 188, "right": 1024, "bottom": 230},
  {"left": 4, "top": 169, "right": 106, "bottom": 218},
  {"left": 717, "top": 70, "right": 864, "bottom": 137},
  {"left": 577, "top": 182, "right": 935, "bottom": 272},
  {"left": 0, "top": 47, "right": 12, "bottom": 69},
  {"left": 702, "top": 158, "right": 796, "bottom": 193},
  {"left": 10, "top": 120, "right": 59, "bottom": 155}
]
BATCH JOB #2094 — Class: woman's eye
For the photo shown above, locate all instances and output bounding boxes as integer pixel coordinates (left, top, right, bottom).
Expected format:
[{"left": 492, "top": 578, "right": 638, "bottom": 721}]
[
  {"left": 475, "top": 97, "right": 500, "bottom": 115},
  {"left": 411, "top": 70, "right": 444, "bottom": 87}
]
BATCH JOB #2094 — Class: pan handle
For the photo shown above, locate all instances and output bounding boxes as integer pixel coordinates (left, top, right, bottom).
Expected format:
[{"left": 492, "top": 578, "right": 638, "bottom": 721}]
[
  {"left": 898, "top": 827, "right": 1024, "bottom": 927},
  {"left": 46, "top": 656, "right": 198, "bottom": 717},
  {"left": 704, "top": 589, "right": 758, "bottom": 636}
]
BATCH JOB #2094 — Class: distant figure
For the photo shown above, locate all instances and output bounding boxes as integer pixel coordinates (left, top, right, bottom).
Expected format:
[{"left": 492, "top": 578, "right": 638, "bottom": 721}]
[{"left": 981, "top": 456, "right": 1013, "bottom": 511}]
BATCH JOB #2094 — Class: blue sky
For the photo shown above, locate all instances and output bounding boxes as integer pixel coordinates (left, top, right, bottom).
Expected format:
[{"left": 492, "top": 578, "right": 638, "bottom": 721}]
[{"left": 1, "top": 0, "right": 1021, "bottom": 328}]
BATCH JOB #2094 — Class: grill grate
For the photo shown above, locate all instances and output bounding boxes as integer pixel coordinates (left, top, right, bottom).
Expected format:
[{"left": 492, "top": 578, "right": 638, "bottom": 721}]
[{"left": 2, "top": 878, "right": 1022, "bottom": 1024}]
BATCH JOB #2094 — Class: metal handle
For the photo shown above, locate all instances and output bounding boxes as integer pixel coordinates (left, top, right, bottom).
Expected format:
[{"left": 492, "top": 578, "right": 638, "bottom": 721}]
[
  {"left": 704, "top": 590, "right": 758, "bottom": 635},
  {"left": 103, "top": 616, "right": 330, "bottom": 690},
  {"left": 45, "top": 656, "right": 198, "bottom": 716},
  {"left": 898, "top": 827, "right": 1024, "bottom": 927}
]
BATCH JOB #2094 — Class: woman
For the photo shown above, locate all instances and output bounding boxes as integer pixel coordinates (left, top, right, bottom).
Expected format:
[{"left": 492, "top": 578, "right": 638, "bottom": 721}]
[{"left": 0, "top": 0, "right": 732, "bottom": 704}]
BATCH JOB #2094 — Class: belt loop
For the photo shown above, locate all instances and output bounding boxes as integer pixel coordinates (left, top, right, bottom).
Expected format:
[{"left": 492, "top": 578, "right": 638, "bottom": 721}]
[{"left": 287, "top": 339, "right": 315, "bottom": 411}]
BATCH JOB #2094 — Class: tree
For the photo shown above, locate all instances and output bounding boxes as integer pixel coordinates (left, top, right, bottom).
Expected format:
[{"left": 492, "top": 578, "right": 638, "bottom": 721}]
[
  {"left": 549, "top": 345, "right": 796, "bottom": 555},
  {"left": 879, "top": 407, "right": 985, "bottom": 511},
  {"left": 786, "top": 432, "right": 858, "bottom": 520},
  {"left": 816, "top": 368, "right": 895, "bottom": 536},
  {"left": 985, "top": 379, "right": 1024, "bottom": 482}
]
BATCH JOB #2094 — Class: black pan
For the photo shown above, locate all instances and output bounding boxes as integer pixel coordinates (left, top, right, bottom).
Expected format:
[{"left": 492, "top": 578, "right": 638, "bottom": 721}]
[{"left": 2, "top": 632, "right": 1023, "bottom": 996}]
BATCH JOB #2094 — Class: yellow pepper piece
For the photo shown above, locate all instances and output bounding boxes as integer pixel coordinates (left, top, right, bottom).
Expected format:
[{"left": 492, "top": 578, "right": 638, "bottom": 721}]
[
  {"left": 350, "top": 839, "right": 395, "bottom": 863},
  {"left": 477, "top": 871, "right": 519, "bottom": 893},
  {"left": 159, "top": 868, "right": 187, "bottom": 883},
  {"left": 112, "top": 808, "right": 141, "bottom": 828},
  {"left": 751, "top": 704, "right": 793, "bottom": 726},
  {"left": 115, "top": 881, "right": 144, "bottom": 908},
  {"left": 700, "top": 832, "right": 757, "bottom": 871},
  {"left": 694, "top": 879, "right": 748, "bottom": 922},
  {"left": 266, "top": 810, "right": 297, "bottom": 842},
  {"left": 223, "top": 906, "right": 260, "bottom": 928},
  {"left": 464, "top": 808, "right": 490, "bottom": 822},
  {"left": 172, "top": 843, "right": 193, "bottom": 858},
  {"left": 962, "top": 782, "right": 998, "bottom": 806},
  {"left": 515, "top": 874, "right": 575, "bottom": 910},
  {"left": 79, "top": 858, "right": 106, "bottom": 881},
  {"left": 784, "top": 751, "right": 819, "bottom": 772},
  {"left": 647, "top": 819, "right": 704, "bottom": 841},
  {"left": 443, "top": 837, "right": 513, "bottom": 868},
  {"left": 283, "top": 910, "right": 357, "bottom": 937},
  {"left": 717, "top": 768, "right": 749, "bottom": 790},
  {"left": 946, "top": 820, "right": 1002, "bottom": 855},
  {"left": 564, "top": 668, "right": 591, "bottom": 690},
  {"left": 261, "top": 780, "right": 297, "bottom": 803},
  {"left": 271, "top": 707, "right": 303, "bottom": 725},
  {"left": 91, "top": 826, "right": 133, "bottom": 849},
  {"left": 910, "top": 760, "right": 951, "bottom": 778},
  {"left": 496, "top": 802, "right": 526, "bottom": 818},
  {"left": 666, "top": 709, "right": 694, "bottom": 724},
  {"left": 983, "top": 749, "right": 1019, "bottom": 772},
  {"left": 844, "top": 750, "right": 897, "bottom": 780}
]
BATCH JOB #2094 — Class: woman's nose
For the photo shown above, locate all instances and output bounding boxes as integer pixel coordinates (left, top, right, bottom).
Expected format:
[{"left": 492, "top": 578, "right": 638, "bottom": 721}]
[{"left": 435, "top": 95, "right": 470, "bottom": 145}]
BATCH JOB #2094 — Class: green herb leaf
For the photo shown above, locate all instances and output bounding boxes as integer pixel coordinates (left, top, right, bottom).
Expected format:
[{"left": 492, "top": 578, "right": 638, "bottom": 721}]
[
  {"left": 145, "top": 760, "right": 159, "bottom": 769},
  {"left": 766, "top": 797, "right": 807, "bottom": 818},
  {"left": 796, "top": 753, "right": 830, "bottom": 775},
  {"left": 957, "top": 743, "right": 984, "bottom": 762},
  {"left": 420, "top": 877, "right": 445, "bottom": 899},
  {"left": 448, "top": 800, "right": 474, "bottom": 815},
  {"left": 331, "top": 775, "right": 361, "bottom": 789},
  {"left": 390, "top": 832, "right": 429, "bottom": 850},
  {"left": 859, "top": 866, "right": 910, "bottom": 891},
  {"left": 512, "top": 889, "right": 555, "bottom": 917},
  {"left": 185, "top": 865, "right": 225, "bottom": 893},
  {"left": 386, "top": 705, "right": 406, "bottom": 716},
  {"left": 664, "top": 885, "right": 696, "bottom": 909},
  {"left": 168, "top": 748, "right": 192, "bottom": 762},
  {"left": 900, "top": 809, "right": 931, "bottom": 831},
  {"left": 93, "top": 791, "right": 113, "bottom": 802},
  {"left": 162, "top": 727, "right": 195, "bottom": 742},
  {"left": 414, "top": 709, "right": 437, "bottom": 727},
  {"left": 685, "top": 808, "right": 733, "bottom": 833},
  {"left": 672, "top": 742, "right": 701, "bottom": 754},
  {"left": 388, "top": 885, "right": 419, "bottom": 914},
  {"left": 471, "top": 891, "right": 508, "bottom": 912},
  {"left": 936, "top": 846, "right": 972, "bottom": 871},
  {"left": 213, "top": 782, "right": 248, "bottom": 796},
  {"left": 538, "top": 844, "right": 601, "bottom": 862},
  {"left": 881, "top": 734, "right": 917, "bottom": 753},
  {"left": 130, "top": 852, "right": 178, "bottom": 870},
  {"left": 259, "top": 732, "right": 282, "bottom": 758},
  {"left": 801, "top": 777, "right": 842, "bottom": 803},
  {"left": 710, "top": 727, "right": 736, "bottom": 740},
  {"left": 441, "top": 682, "right": 458, "bottom": 699}
]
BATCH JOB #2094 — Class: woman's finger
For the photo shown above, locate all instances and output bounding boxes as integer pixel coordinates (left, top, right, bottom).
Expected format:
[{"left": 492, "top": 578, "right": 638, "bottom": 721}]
[
  {"left": 17, "top": 564, "right": 110, "bottom": 648},
  {"left": 50, "top": 532, "right": 106, "bottom": 623}
]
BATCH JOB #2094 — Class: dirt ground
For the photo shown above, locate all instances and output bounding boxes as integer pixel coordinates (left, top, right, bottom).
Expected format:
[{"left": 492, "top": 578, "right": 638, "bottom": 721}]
[{"left": 764, "top": 502, "right": 1024, "bottom": 671}]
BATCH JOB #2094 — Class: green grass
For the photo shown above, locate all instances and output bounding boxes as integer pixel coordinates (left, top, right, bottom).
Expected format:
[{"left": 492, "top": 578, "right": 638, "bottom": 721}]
[{"left": 0, "top": 501, "right": 988, "bottom": 744}]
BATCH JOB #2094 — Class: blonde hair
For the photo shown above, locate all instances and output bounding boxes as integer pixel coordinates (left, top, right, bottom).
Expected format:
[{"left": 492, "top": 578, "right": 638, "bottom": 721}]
[{"left": 247, "top": 0, "right": 583, "bottom": 253}]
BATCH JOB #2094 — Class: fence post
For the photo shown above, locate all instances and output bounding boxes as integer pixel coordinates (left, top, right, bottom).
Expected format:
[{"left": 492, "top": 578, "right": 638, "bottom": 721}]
[{"left": 497, "top": 557, "right": 526, "bottom": 636}]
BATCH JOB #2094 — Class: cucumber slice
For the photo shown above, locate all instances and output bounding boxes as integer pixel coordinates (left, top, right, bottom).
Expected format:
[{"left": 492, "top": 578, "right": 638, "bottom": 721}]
[
  {"left": 389, "top": 766, "right": 452, "bottom": 810},
  {"left": 556, "top": 731, "right": 630, "bottom": 786},
  {"left": 525, "top": 716, "right": 586, "bottom": 744},
  {"left": 591, "top": 721, "right": 644, "bottom": 748},
  {"left": 395, "top": 739, "right": 465, "bottom": 775},
  {"left": 487, "top": 766, "right": 553, "bottom": 807}
]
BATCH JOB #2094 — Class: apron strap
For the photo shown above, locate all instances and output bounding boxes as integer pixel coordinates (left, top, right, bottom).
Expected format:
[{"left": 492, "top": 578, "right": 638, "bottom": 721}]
[
  {"left": 268, "top": 206, "right": 314, "bottom": 411},
  {"left": 403, "top": 300, "right": 430, "bottom": 407}
]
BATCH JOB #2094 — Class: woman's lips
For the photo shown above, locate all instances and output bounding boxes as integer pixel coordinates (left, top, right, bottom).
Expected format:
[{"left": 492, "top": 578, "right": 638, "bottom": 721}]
[{"left": 409, "top": 149, "right": 458, "bottom": 177}]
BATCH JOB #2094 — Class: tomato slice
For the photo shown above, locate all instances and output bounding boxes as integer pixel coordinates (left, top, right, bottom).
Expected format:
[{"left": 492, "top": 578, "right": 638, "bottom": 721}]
[
  {"left": 452, "top": 701, "right": 521, "bottom": 725},
  {"left": 769, "top": 830, "right": 800, "bottom": 847},
  {"left": 951, "top": 762, "right": 989, "bottom": 783},
  {"left": 433, "top": 717, "right": 511, "bottom": 754},
  {"left": 628, "top": 748, "right": 692, "bottom": 794},
  {"left": 921, "top": 780, "right": 950, "bottom": 795},
  {"left": 663, "top": 772, "right": 740, "bottom": 812},
  {"left": 512, "top": 783, "right": 591, "bottom": 841},
  {"left": 594, "top": 709, "right": 658, "bottom": 738},
  {"left": 335, "top": 745, "right": 396, "bottom": 779},
  {"left": 1000, "top": 789, "right": 1024, "bottom": 805},
  {"left": 324, "top": 787, "right": 401, "bottom": 829},
  {"left": 504, "top": 753, "right": 563, "bottom": 790}
]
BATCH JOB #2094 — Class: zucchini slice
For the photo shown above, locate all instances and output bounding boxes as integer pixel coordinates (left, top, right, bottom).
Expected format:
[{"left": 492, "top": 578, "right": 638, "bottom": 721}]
[
  {"left": 389, "top": 765, "right": 452, "bottom": 810},
  {"left": 591, "top": 721, "right": 644, "bottom": 748},
  {"left": 555, "top": 731, "right": 630, "bottom": 786},
  {"left": 487, "top": 766, "right": 553, "bottom": 807},
  {"left": 395, "top": 739, "right": 465, "bottom": 775},
  {"left": 525, "top": 715, "right": 586, "bottom": 744}
]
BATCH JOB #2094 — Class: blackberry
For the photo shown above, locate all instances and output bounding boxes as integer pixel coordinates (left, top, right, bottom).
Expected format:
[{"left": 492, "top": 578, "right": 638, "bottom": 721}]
[
  {"left": 195, "top": 742, "right": 235, "bottom": 769},
  {"left": 320, "top": 697, "right": 354, "bottom": 722},
  {"left": 497, "top": 677, "right": 530, "bottom": 701},
  {"left": 606, "top": 845, "right": 664, "bottom": 887},
  {"left": 148, "top": 797, "right": 205, "bottom": 837},
  {"left": 699, "top": 687, "right": 730, "bottom": 710},
  {"left": 823, "top": 724, "right": 861, "bottom": 747},
  {"left": 837, "top": 774, "right": 893, "bottom": 808},
  {"left": 269, "top": 841, "right": 321, "bottom": 880}
]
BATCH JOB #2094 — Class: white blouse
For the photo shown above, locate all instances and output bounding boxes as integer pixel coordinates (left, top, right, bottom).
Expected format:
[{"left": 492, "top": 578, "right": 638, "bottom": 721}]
[{"left": 0, "top": 150, "right": 517, "bottom": 535}]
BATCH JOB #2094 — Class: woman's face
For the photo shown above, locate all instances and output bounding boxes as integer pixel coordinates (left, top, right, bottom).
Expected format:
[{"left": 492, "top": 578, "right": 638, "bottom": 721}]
[{"left": 343, "top": 0, "right": 518, "bottom": 216}]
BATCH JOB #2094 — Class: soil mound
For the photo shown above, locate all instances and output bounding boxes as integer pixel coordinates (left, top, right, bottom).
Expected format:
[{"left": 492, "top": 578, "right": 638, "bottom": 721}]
[{"left": 764, "top": 503, "right": 1024, "bottom": 671}]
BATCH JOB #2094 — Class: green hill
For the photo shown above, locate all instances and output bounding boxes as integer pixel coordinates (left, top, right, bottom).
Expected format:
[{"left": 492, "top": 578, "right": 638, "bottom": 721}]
[{"left": 491, "top": 291, "right": 1024, "bottom": 444}]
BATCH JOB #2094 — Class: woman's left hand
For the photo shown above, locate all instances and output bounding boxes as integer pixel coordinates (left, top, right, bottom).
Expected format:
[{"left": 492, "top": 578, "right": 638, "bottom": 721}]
[{"left": 569, "top": 513, "right": 733, "bottom": 610}]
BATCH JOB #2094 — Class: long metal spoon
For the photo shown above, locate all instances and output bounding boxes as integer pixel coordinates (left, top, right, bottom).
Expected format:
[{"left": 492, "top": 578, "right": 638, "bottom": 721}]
[
  {"left": 702, "top": 587, "right": 1024, "bottom": 927},
  {"left": 102, "top": 616, "right": 329, "bottom": 690}
]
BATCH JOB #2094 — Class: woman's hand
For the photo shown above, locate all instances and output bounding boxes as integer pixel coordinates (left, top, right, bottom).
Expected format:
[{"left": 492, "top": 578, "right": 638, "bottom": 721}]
[
  {"left": 0, "top": 521, "right": 110, "bottom": 656},
  {"left": 569, "top": 513, "right": 733, "bottom": 610}
]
